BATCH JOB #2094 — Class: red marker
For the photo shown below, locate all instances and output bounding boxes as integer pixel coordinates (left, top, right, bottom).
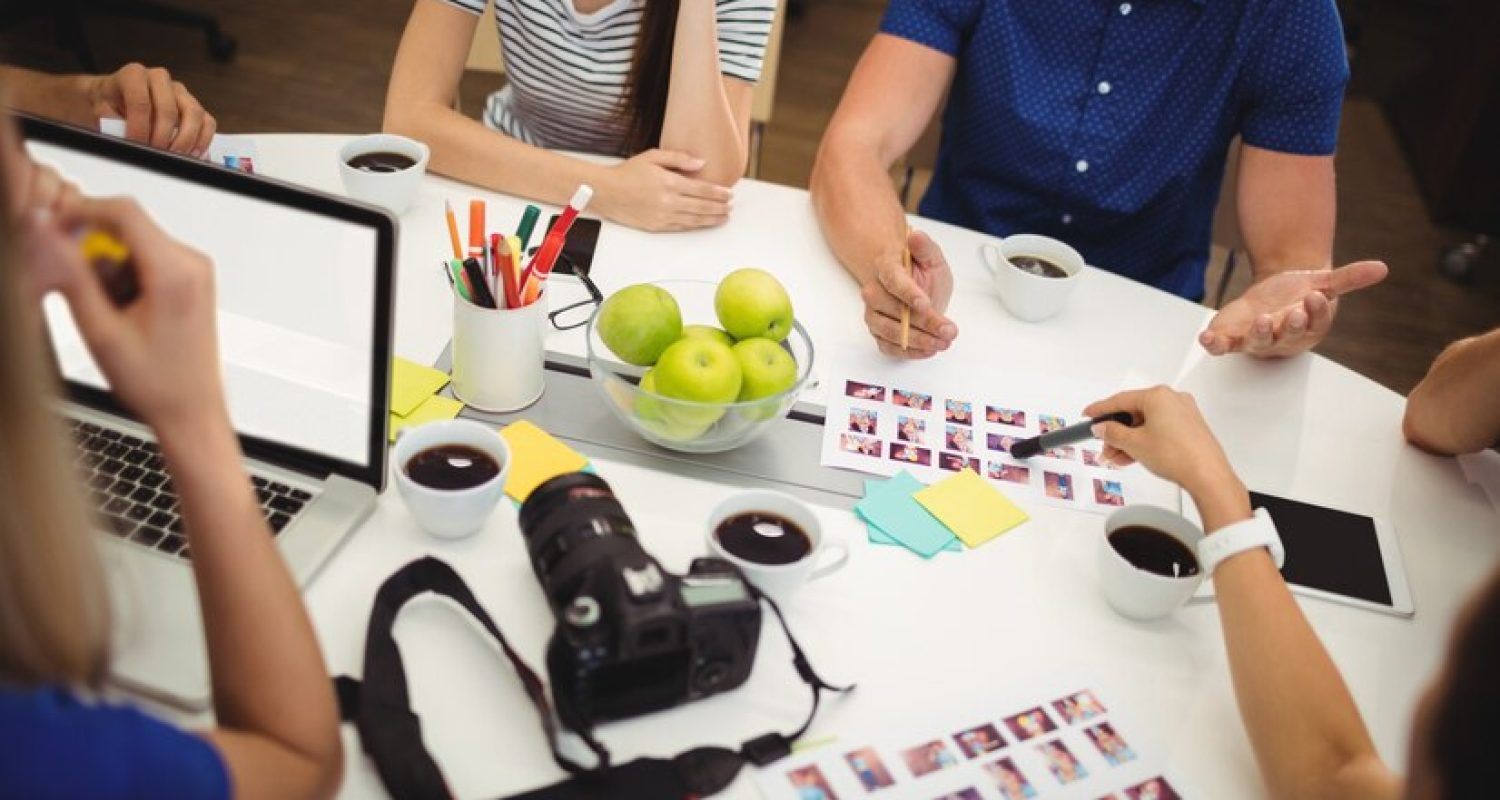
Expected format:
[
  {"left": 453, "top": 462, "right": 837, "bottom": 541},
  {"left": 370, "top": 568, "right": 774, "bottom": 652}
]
[{"left": 522, "top": 184, "right": 593, "bottom": 303}]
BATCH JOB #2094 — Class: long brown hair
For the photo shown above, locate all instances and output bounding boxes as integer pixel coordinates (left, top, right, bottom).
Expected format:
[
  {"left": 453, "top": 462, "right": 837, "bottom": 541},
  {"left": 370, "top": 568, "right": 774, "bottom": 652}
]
[
  {"left": 0, "top": 146, "right": 112, "bottom": 689},
  {"left": 619, "top": 0, "right": 681, "bottom": 155}
]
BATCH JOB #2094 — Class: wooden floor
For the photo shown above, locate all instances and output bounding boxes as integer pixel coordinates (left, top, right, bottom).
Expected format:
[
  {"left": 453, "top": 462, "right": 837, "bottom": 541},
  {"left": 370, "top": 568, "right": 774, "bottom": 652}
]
[{"left": 2, "top": 0, "right": 1494, "bottom": 394}]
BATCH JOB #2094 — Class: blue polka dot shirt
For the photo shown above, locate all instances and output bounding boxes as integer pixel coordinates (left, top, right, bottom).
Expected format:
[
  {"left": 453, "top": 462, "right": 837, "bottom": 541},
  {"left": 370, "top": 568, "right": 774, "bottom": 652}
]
[{"left": 882, "top": 0, "right": 1349, "bottom": 299}]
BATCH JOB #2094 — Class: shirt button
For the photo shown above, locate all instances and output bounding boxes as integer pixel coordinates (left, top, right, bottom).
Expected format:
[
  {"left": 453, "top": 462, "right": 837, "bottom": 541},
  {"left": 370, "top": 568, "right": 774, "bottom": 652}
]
[
  {"left": 1075, "top": 159, "right": 1090, "bottom": 173},
  {"left": 1119, "top": 3, "right": 1132, "bottom": 15},
  {"left": 1061, "top": 214, "right": 1074, "bottom": 225},
  {"left": 1097, "top": 81, "right": 1112, "bottom": 95}
]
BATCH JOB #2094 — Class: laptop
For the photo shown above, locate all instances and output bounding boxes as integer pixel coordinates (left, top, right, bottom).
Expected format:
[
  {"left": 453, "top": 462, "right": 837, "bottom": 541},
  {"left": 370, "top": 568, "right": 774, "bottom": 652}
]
[{"left": 21, "top": 116, "right": 396, "bottom": 710}]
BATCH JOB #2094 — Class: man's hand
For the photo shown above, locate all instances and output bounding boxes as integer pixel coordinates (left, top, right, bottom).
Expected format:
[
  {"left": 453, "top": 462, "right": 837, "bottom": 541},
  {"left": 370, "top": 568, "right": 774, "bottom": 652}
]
[
  {"left": 1199, "top": 260, "right": 1388, "bottom": 358},
  {"left": 87, "top": 63, "right": 216, "bottom": 157},
  {"left": 860, "top": 229, "right": 957, "bottom": 359}
]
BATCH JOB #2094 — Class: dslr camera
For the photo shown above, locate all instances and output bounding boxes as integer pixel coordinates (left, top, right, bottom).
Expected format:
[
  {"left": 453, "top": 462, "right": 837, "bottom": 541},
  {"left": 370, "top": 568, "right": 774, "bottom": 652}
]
[{"left": 518, "top": 472, "right": 762, "bottom": 729}]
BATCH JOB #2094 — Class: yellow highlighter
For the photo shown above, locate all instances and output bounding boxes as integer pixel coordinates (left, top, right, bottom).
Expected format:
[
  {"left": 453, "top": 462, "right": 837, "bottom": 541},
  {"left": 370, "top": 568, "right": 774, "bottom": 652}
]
[{"left": 80, "top": 229, "right": 138, "bottom": 306}]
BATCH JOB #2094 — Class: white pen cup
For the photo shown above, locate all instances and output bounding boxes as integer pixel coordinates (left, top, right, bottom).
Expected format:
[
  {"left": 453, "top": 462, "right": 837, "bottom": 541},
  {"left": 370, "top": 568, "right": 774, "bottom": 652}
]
[
  {"left": 1097, "top": 505, "right": 1206, "bottom": 621},
  {"left": 451, "top": 288, "right": 548, "bottom": 413},
  {"left": 979, "top": 234, "right": 1085, "bottom": 322},
  {"left": 706, "top": 490, "right": 849, "bottom": 601},
  {"left": 337, "top": 133, "right": 429, "bottom": 215},
  {"left": 392, "top": 419, "right": 510, "bottom": 539}
]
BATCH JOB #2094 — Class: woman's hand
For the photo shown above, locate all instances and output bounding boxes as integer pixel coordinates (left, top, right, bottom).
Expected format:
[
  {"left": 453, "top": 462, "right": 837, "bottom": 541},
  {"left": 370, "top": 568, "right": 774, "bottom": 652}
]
[
  {"left": 86, "top": 63, "right": 217, "bottom": 157},
  {"left": 24, "top": 197, "right": 228, "bottom": 439},
  {"left": 1083, "top": 386, "right": 1250, "bottom": 529},
  {"left": 594, "top": 149, "right": 733, "bottom": 232}
]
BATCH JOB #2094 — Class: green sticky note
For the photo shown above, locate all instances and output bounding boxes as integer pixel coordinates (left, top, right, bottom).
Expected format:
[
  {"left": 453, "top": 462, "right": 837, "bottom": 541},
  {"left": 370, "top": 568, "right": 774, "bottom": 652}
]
[
  {"left": 391, "top": 358, "right": 451, "bottom": 418},
  {"left": 854, "top": 471, "right": 958, "bottom": 558},
  {"left": 861, "top": 480, "right": 960, "bottom": 552}
]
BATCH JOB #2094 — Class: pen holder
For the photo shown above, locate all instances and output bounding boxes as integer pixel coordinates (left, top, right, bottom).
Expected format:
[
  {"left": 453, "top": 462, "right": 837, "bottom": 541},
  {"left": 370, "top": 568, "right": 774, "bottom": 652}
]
[{"left": 451, "top": 289, "right": 548, "bottom": 412}]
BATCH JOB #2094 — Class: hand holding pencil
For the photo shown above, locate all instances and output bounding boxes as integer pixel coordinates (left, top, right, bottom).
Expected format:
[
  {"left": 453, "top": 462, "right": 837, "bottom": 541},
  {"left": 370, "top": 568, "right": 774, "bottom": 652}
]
[{"left": 861, "top": 228, "right": 958, "bottom": 360}]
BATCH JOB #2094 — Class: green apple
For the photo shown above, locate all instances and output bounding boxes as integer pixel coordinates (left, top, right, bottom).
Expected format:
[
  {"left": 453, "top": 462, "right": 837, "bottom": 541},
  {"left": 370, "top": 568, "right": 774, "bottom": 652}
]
[
  {"left": 635, "top": 369, "right": 711, "bottom": 441},
  {"left": 732, "top": 337, "right": 798, "bottom": 421},
  {"left": 597, "top": 284, "right": 682, "bottom": 366},
  {"left": 653, "top": 338, "right": 742, "bottom": 428},
  {"left": 681, "top": 324, "right": 736, "bottom": 348},
  {"left": 714, "top": 268, "right": 794, "bottom": 342}
]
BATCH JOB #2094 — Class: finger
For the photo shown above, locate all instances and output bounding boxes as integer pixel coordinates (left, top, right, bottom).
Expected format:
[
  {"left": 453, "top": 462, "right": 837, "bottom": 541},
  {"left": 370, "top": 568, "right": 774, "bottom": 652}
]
[
  {"left": 643, "top": 148, "right": 707, "bottom": 174},
  {"left": 62, "top": 197, "right": 177, "bottom": 293},
  {"left": 196, "top": 113, "right": 218, "bottom": 159},
  {"left": 672, "top": 195, "right": 731, "bottom": 218},
  {"left": 671, "top": 175, "right": 733, "bottom": 203},
  {"left": 1091, "top": 421, "right": 1142, "bottom": 454},
  {"left": 1098, "top": 444, "right": 1136, "bottom": 469},
  {"left": 1198, "top": 329, "right": 1234, "bottom": 356},
  {"left": 876, "top": 259, "right": 956, "bottom": 339},
  {"left": 865, "top": 305, "right": 950, "bottom": 353},
  {"left": 1303, "top": 291, "right": 1333, "bottom": 338},
  {"left": 875, "top": 337, "right": 937, "bottom": 360},
  {"left": 1280, "top": 304, "right": 1309, "bottom": 341},
  {"left": 1312, "top": 260, "right": 1389, "bottom": 299},
  {"left": 1244, "top": 313, "right": 1275, "bottom": 353},
  {"left": 146, "top": 68, "right": 179, "bottom": 150},
  {"left": 26, "top": 163, "right": 63, "bottom": 211},
  {"left": 114, "top": 64, "right": 153, "bottom": 144},
  {"left": 907, "top": 228, "right": 950, "bottom": 275},
  {"left": 23, "top": 210, "right": 129, "bottom": 346},
  {"left": 166, "top": 83, "right": 203, "bottom": 155},
  {"left": 670, "top": 211, "right": 730, "bottom": 230},
  {"left": 1082, "top": 388, "right": 1155, "bottom": 419},
  {"left": 861, "top": 280, "right": 952, "bottom": 342}
]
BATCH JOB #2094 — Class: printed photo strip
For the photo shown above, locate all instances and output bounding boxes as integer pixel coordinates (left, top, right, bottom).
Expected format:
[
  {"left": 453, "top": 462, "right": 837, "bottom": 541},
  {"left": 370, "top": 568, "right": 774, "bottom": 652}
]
[
  {"left": 986, "top": 406, "right": 1026, "bottom": 427},
  {"left": 844, "top": 747, "right": 895, "bottom": 792},
  {"left": 786, "top": 765, "right": 838, "bottom": 800},
  {"left": 939, "top": 453, "right": 982, "bottom": 473},
  {"left": 1038, "top": 739, "right": 1090, "bottom": 786},
  {"left": 890, "top": 443, "right": 933, "bottom": 467},
  {"left": 1002, "top": 707, "right": 1058, "bottom": 742},
  {"left": 945, "top": 399, "right": 974, "bottom": 425},
  {"left": 983, "top": 757, "right": 1038, "bottom": 800},
  {"left": 1085, "top": 722, "right": 1137, "bottom": 766},
  {"left": 839, "top": 432, "right": 882, "bottom": 458},
  {"left": 849, "top": 408, "right": 879, "bottom": 435},
  {"left": 1044, "top": 471, "right": 1074, "bottom": 501},
  {"left": 988, "top": 461, "right": 1031, "bottom": 485},
  {"left": 1053, "top": 689, "right": 1107, "bottom": 725},
  {"left": 902, "top": 740, "right": 960, "bottom": 777},
  {"left": 897, "top": 415, "right": 927, "bottom": 445},
  {"left": 892, "top": 388, "right": 933, "bottom": 410},
  {"left": 934, "top": 789, "right": 983, "bottom": 800},
  {"left": 845, "top": 380, "right": 887, "bottom": 402},
  {"left": 953, "top": 723, "right": 1006, "bottom": 759},
  {"left": 945, "top": 425, "right": 974, "bottom": 454},
  {"left": 1124, "top": 777, "right": 1182, "bottom": 800}
]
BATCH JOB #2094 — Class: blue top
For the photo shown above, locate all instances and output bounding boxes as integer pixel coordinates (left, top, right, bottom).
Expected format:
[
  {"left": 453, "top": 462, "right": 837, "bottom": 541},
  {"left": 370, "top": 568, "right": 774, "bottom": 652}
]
[
  {"left": 0, "top": 687, "right": 229, "bottom": 800},
  {"left": 881, "top": 0, "right": 1349, "bottom": 299}
]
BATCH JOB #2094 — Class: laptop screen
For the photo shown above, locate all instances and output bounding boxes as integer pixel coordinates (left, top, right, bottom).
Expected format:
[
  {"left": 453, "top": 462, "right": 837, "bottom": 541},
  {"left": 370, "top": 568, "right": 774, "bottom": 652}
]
[{"left": 22, "top": 118, "right": 394, "bottom": 489}]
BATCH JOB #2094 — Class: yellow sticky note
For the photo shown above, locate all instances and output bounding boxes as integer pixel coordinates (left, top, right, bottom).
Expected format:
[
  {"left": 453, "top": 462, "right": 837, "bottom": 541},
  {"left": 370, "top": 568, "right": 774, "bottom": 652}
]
[
  {"left": 388, "top": 394, "right": 463, "bottom": 442},
  {"left": 500, "top": 420, "right": 589, "bottom": 502},
  {"left": 913, "top": 468, "right": 1029, "bottom": 547},
  {"left": 391, "top": 358, "right": 451, "bottom": 418}
]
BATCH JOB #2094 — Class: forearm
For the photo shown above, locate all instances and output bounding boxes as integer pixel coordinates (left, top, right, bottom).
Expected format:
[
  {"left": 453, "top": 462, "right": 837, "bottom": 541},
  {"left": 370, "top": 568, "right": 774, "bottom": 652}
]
[
  {"left": 155, "top": 411, "right": 340, "bottom": 792},
  {"left": 1238, "top": 148, "right": 1336, "bottom": 283},
  {"left": 1193, "top": 482, "right": 1395, "bottom": 800},
  {"left": 0, "top": 66, "right": 96, "bottom": 127},
  {"left": 384, "top": 100, "right": 605, "bottom": 207},
  {"left": 1404, "top": 329, "right": 1500, "bottom": 454},
  {"left": 658, "top": 2, "right": 747, "bottom": 184},
  {"left": 810, "top": 132, "right": 908, "bottom": 289}
]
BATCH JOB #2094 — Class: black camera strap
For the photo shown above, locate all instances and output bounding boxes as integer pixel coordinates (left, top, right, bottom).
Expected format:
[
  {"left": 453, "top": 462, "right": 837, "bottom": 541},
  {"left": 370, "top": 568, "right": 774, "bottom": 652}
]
[{"left": 335, "top": 557, "right": 852, "bottom": 800}]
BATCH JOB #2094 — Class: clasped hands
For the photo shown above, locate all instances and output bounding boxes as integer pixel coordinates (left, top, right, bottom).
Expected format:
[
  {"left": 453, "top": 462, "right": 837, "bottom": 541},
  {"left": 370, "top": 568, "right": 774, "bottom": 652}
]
[{"left": 861, "top": 229, "right": 1388, "bottom": 360}]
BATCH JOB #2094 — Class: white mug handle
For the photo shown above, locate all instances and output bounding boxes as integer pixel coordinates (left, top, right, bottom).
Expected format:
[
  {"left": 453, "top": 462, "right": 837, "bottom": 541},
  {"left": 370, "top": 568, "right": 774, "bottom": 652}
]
[
  {"left": 810, "top": 540, "right": 850, "bottom": 581},
  {"left": 979, "top": 240, "right": 1006, "bottom": 278}
]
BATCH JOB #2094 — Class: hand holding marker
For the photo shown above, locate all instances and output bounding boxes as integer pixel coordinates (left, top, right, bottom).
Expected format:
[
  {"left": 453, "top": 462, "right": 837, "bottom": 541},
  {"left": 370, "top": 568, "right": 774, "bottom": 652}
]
[
  {"left": 440, "top": 185, "right": 592, "bottom": 311},
  {"left": 1009, "top": 411, "right": 1136, "bottom": 459}
]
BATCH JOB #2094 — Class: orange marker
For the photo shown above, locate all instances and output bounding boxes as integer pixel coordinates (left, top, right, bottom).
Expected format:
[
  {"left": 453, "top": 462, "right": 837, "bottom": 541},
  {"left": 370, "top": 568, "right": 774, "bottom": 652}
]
[
  {"left": 467, "top": 200, "right": 485, "bottom": 261},
  {"left": 444, "top": 201, "right": 463, "bottom": 261}
]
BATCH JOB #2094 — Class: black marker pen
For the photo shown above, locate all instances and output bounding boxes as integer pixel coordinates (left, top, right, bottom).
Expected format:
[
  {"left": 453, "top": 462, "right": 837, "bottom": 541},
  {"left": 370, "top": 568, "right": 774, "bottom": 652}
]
[{"left": 1009, "top": 411, "right": 1135, "bottom": 460}]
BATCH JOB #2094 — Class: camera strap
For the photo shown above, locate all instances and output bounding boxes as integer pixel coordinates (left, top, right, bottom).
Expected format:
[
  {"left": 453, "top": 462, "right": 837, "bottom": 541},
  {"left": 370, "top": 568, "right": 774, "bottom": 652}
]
[{"left": 335, "top": 557, "right": 852, "bottom": 800}]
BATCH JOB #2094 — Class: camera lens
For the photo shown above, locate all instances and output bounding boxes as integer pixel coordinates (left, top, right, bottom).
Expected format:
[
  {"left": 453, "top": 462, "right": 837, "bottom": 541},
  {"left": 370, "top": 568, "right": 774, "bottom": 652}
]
[{"left": 518, "top": 472, "right": 641, "bottom": 603}]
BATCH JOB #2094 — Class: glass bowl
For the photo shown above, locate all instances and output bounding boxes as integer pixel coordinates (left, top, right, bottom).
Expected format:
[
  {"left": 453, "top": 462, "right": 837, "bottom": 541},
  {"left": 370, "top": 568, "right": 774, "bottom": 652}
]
[{"left": 585, "top": 279, "right": 815, "bottom": 453}]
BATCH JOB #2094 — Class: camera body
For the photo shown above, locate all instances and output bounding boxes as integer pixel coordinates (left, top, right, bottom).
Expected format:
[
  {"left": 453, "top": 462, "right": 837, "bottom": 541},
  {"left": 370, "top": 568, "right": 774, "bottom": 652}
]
[{"left": 518, "top": 473, "right": 762, "bottom": 729}]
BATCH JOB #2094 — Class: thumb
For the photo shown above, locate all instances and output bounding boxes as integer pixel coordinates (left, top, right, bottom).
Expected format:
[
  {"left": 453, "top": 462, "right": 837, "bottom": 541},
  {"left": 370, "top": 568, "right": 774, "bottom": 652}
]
[
  {"left": 1091, "top": 421, "right": 1141, "bottom": 454},
  {"left": 23, "top": 211, "right": 129, "bottom": 351},
  {"left": 1315, "top": 260, "right": 1388, "bottom": 299},
  {"left": 907, "top": 229, "right": 949, "bottom": 275},
  {"left": 642, "top": 149, "right": 706, "bottom": 173}
]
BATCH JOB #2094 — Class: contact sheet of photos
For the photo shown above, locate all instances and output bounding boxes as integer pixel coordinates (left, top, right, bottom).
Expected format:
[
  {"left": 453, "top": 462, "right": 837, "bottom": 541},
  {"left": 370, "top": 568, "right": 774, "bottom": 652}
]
[
  {"left": 754, "top": 685, "right": 1184, "bottom": 800},
  {"left": 820, "top": 366, "right": 1177, "bottom": 515}
]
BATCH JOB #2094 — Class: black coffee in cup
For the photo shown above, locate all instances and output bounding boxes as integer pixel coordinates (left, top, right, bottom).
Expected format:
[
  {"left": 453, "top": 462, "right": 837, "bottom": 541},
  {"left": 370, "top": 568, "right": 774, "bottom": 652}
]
[
  {"left": 1109, "top": 526, "right": 1200, "bottom": 577},
  {"left": 1010, "top": 255, "right": 1069, "bottom": 279},
  {"left": 346, "top": 151, "right": 417, "bottom": 174},
  {"left": 715, "top": 512, "right": 812, "bottom": 565},
  {"left": 405, "top": 444, "right": 500, "bottom": 490}
]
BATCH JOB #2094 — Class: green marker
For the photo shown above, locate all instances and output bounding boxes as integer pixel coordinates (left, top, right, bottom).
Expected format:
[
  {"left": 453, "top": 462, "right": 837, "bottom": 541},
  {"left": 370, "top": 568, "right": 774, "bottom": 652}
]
[
  {"left": 448, "top": 259, "right": 472, "bottom": 302},
  {"left": 516, "top": 205, "right": 542, "bottom": 252}
]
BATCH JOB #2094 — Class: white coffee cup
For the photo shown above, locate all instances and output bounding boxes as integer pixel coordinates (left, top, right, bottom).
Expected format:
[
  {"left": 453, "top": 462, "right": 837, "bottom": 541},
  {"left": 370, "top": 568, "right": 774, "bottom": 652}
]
[
  {"left": 979, "top": 234, "right": 1085, "bottom": 322},
  {"left": 1097, "top": 505, "right": 1205, "bottom": 620},
  {"left": 392, "top": 419, "right": 511, "bottom": 539},
  {"left": 337, "top": 133, "right": 429, "bottom": 215},
  {"left": 706, "top": 490, "right": 849, "bottom": 600}
]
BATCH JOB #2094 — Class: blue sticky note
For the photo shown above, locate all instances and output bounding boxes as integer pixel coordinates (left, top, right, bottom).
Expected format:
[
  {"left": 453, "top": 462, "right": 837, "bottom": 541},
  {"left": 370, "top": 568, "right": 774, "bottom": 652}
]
[{"left": 855, "top": 471, "right": 959, "bottom": 558}]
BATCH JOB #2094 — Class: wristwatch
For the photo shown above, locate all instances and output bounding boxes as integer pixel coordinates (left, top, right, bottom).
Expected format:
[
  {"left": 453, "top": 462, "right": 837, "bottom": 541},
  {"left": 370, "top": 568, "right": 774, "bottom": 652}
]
[{"left": 1197, "top": 507, "right": 1285, "bottom": 575}]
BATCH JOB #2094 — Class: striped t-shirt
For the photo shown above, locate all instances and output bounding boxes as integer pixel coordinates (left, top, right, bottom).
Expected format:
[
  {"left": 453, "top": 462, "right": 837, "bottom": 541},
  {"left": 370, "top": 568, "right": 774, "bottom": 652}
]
[{"left": 441, "top": 0, "right": 776, "bottom": 155}]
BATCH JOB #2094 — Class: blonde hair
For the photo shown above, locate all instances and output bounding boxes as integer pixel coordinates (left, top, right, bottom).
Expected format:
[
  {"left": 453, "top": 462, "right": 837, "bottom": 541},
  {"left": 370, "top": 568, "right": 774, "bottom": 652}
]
[{"left": 0, "top": 217, "right": 111, "bottom": 688}]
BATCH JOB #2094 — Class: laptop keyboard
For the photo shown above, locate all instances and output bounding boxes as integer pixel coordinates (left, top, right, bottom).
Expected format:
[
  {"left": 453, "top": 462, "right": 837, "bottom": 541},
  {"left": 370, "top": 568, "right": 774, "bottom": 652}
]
[{"left": 69, "top": 418, "right": 314, "bottom": 561}]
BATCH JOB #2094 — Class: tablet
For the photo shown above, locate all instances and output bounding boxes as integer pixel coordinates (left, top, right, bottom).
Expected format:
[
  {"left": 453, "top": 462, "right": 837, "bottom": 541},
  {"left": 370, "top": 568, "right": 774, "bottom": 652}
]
[{"left": 1182, "top": 490, "right": 1415, "bottom": 618}]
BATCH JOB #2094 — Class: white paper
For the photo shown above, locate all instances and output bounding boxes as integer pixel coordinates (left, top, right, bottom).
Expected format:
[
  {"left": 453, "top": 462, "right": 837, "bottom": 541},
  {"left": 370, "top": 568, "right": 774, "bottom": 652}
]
[
  {"left": 819, "top": 347, "right": 1178, "bottom": 516},
  {"left": 753, "top": 672, "right": 1187, "bottom": 800},
  {"left": 99, "top": 118, "right": 259, "bottom": 173},
  {"left": 1457, "top": 449, "right": 1500, "bottom": 515}
]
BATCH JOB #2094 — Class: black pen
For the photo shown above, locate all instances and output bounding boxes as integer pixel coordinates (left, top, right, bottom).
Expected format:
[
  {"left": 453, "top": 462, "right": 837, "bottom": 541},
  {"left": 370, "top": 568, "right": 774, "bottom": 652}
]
[{"left": 1010, "top": 411, "right": 1135, "bottom": 459}]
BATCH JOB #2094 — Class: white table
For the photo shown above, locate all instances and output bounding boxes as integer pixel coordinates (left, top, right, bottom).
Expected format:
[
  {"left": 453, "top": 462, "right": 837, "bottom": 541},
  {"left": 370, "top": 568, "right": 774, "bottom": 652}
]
[{"left": 244, "top": 134, "right": 1497, "bottom": 799}]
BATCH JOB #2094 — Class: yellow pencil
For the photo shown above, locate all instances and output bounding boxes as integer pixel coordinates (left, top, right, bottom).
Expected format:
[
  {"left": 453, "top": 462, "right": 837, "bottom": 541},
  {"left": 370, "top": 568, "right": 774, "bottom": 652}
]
[{"left": 900, "top": 225, "right": 912, "bottom": 350}]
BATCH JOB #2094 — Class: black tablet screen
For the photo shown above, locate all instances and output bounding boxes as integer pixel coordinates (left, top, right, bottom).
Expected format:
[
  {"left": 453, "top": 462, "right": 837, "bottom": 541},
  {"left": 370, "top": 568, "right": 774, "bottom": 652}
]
[{"left": 1251, "top": 491, "right": 1393, "bottom": 606}]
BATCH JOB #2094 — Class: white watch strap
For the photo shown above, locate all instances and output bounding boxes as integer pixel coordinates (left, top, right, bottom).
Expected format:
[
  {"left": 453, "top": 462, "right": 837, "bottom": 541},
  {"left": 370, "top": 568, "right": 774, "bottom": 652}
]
[{"left": 1197, "top": 507, "right": 1284, "bottom": 575}]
